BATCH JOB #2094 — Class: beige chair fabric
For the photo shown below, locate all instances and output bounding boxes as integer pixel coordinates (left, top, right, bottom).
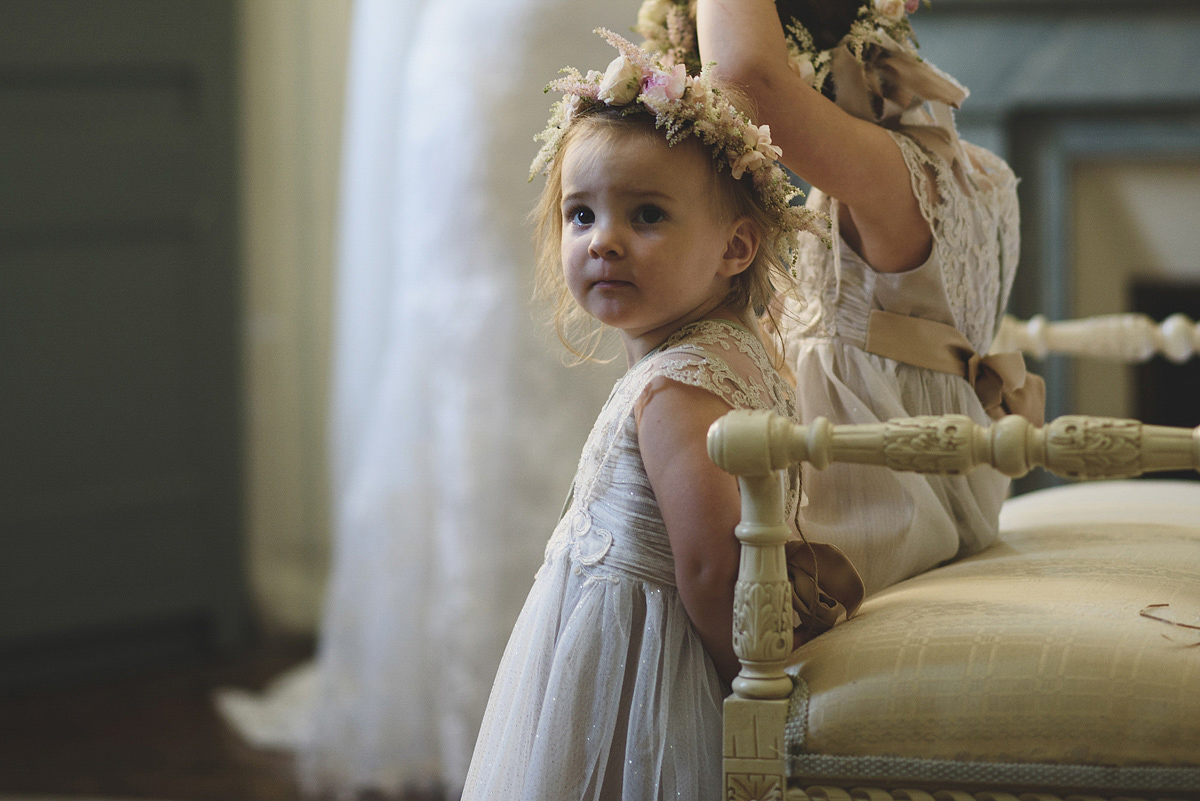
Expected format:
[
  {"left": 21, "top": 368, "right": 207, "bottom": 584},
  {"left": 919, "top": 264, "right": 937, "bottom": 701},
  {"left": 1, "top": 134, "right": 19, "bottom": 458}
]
[{"left": 787, "top": 480, "right": 1200, "bottom": 768}]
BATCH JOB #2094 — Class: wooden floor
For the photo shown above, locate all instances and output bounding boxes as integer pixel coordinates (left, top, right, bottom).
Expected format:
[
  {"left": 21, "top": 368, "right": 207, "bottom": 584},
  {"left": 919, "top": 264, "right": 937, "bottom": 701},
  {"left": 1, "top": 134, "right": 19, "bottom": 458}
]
[{"left": 0, "top": 636, "right": 327, "bottom": 800}]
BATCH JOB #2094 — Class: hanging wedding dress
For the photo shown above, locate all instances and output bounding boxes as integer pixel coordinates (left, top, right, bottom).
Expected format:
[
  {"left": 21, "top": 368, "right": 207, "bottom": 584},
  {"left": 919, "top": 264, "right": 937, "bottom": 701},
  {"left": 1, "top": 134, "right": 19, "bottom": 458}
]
[{"left": 218, "top": 0, "right": 636, "bottom": 795}]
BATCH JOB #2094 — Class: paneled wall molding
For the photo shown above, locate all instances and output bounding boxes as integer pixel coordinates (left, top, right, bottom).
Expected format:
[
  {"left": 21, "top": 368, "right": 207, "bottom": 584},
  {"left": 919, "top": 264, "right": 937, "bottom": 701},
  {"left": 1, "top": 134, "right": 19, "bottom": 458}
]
[
  {"left": 0, "top": 0, "right": 247, "bottom": 686},
  {"left": 920, "top": 14, "right": 1200, "bottom": 139}
]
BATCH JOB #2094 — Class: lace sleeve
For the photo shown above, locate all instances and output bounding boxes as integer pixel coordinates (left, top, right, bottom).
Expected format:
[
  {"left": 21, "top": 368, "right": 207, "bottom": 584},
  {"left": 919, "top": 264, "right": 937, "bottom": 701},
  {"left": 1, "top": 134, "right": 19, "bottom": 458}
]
[
  {"left": 642, "top": 349, "right": 766, "bottom": 411},
  {"left": 639, "top": 320, "right": 798, "bottom": 417},
  {"left": 968, "top": 143, "right": 1022, "bottom": 333},
  {"left": 888, "top": 131, "right": 1021, "bottom": 354}
]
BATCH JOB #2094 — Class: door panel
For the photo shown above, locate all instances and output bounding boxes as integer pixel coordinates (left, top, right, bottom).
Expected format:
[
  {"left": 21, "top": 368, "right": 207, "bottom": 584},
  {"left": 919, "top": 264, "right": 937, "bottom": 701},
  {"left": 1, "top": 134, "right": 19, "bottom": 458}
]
[{"left": 0, "top": 0, "right": 246, "bottom": 688}]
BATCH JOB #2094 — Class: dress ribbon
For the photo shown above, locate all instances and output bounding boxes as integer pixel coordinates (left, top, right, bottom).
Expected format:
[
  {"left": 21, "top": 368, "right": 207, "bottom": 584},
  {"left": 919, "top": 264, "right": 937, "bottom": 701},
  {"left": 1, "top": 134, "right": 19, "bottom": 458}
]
[
  {"left": 786, "top": 539, "right": 864, "bottom": 647},
  {"left": 829, "top": 30, "right": 985, "bottom": 191},
  {"left": 864, "top": 309, "right": 1046, "bottom": 426}
]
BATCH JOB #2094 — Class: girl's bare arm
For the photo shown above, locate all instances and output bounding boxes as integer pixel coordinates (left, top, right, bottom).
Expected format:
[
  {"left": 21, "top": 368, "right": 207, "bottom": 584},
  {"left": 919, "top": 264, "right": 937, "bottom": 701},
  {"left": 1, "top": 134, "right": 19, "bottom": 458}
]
[
  {"left": 637, "top": 378, "right": 742, "bottom": 685},
  {"left": 696, "top": 0, "right": 931, "bottom": 272}
]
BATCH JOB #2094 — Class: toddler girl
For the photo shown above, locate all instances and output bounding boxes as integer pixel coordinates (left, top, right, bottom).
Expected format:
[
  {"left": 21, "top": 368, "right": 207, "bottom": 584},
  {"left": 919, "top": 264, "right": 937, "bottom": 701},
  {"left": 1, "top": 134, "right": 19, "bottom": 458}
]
[
  {"left": 460, "top": 30, "right": 861, "bottom": 801},
  {"left": 640, "top": 0, "right": 1043, "bottom": 594}
]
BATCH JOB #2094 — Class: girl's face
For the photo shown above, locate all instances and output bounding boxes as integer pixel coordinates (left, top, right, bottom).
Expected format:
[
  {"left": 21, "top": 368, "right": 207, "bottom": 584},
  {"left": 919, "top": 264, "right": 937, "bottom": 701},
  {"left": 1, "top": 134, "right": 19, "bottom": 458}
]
[{"left": 559, "top": 128, "right": 750, "bottom": 363}]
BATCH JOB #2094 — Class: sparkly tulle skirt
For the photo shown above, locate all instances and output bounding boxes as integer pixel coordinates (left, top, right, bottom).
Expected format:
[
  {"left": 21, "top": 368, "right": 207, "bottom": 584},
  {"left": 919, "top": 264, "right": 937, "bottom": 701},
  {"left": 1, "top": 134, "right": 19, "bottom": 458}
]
[{"left": 461, "top": 531, "right": 724, "bottom": 801}]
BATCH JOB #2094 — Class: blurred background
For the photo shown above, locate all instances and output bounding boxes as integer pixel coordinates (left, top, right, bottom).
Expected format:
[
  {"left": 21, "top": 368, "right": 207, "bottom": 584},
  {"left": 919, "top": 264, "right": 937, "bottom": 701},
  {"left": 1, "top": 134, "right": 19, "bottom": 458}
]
[
  {"left": 1, "top": 0, "right": 1199, "bottom": 799},
  {"left": 2, "top": 0, "right": 348, "bottom": 678},
  {"left": 1, "top": 2, "right": 350, "bottom": 797}
]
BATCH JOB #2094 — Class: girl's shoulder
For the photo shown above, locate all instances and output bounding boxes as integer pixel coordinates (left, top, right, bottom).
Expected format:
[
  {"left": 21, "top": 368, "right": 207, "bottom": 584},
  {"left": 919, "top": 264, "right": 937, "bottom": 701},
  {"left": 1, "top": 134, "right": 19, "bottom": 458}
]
[{"left": 887, "top": 130, "right": 1018, "bottom": 211}]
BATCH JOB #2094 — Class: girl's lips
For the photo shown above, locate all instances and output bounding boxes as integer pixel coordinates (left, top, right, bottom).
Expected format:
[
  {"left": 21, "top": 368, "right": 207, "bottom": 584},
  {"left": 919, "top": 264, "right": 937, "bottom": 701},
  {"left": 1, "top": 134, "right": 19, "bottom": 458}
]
[{"left": 592, "top": 279, "right": 633, "bottom": 289}]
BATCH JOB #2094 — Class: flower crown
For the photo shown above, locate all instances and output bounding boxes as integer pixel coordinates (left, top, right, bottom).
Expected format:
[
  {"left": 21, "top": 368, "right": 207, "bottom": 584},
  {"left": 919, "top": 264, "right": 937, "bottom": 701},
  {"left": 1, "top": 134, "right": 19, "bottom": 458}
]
[
  {"left": 636, "top": 1, "right": 972, "bottom": 179},
  {"left": 532, "top": 29, "right": 830, "bottom": 264},
  {"left": 786, "top": 0, "right": 924, "bottom": 97},
  {"left": 638, "top": 0, "right": 925, "bottom": 91}
]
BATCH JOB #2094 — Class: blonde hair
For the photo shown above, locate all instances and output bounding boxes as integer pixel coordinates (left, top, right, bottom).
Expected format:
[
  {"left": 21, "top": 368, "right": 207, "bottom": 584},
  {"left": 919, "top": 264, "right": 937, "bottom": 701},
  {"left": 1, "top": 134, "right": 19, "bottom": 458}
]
[{"left": 531, "top": 107, "right": 796, "bottom": 364}]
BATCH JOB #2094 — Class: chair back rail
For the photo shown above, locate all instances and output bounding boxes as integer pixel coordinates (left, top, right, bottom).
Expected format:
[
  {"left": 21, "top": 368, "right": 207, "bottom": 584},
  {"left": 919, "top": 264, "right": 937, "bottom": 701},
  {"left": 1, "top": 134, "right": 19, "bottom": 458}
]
[{"left": 991, "top": 312, "right": 1199, "bottom": 363}]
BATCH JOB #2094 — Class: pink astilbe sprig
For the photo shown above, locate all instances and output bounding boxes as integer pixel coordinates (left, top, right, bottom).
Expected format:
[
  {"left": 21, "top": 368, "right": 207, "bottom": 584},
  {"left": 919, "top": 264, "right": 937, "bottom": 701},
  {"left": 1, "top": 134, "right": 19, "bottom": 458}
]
[
  {"left": 666, "top": 5, "right": 695, "bottom": 50},
  {"left": 636, "top": 0, "right": 699, "bottom": 72},
  {"left": 594, "top": 27, "right": 662, "bottom": 82},
  {"left": 546, "top": 67, "right": 600, "bottom": 102}
]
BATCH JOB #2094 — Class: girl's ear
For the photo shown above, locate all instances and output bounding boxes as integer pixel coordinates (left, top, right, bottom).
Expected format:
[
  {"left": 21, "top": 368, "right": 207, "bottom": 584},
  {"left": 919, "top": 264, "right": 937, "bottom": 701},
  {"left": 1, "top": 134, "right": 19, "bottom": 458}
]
[{"left": 720, "top": 217, "right": 760, "bottom": 277}]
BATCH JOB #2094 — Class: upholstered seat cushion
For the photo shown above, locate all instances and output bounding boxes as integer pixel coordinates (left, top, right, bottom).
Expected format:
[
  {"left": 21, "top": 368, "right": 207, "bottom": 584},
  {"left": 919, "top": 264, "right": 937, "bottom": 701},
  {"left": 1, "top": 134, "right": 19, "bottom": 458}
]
[{"left": 785, "top": 480, "right": 1200, "bottom": 771}]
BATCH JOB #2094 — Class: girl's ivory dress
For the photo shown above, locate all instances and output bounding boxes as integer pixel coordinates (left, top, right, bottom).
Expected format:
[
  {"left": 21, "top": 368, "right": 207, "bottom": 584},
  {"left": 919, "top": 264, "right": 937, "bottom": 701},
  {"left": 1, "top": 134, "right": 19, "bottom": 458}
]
[
  {"left": 461, "top": 319, "right": 799, "bottom": 801},
  {"left": 786, "top": 132, "right": 1022, "bottom": 595}
]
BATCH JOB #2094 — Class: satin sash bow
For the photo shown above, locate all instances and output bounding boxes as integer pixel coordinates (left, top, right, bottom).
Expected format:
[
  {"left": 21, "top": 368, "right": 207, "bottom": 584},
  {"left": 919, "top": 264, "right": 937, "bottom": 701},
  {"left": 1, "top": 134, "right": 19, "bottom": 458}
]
[
  {"left": 830, "top": 31, "right": 972, "bottom": 184},
  {"left": 786, "top": 539, "right": 865, "bottom": 647},
  {"left": 864, "top": 309, "right": 1046, "bottom": 426}
]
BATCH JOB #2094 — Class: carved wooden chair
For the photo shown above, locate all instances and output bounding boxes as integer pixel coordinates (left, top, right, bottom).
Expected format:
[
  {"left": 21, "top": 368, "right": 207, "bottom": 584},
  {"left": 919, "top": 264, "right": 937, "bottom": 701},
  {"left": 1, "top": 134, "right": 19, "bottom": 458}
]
[{"left": 711, "top": 314, "right": 1200, "bottom": 801}]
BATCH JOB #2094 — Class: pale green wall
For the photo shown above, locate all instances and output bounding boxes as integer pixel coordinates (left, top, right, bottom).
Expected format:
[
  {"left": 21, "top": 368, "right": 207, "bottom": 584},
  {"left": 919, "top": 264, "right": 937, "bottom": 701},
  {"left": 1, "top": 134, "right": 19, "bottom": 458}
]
[
  {"left": 239, "top": 0, "right": 351, "bottom": 632},
  {"left": 1072, "top": 164, "right": 1200, "bottom": 419}
]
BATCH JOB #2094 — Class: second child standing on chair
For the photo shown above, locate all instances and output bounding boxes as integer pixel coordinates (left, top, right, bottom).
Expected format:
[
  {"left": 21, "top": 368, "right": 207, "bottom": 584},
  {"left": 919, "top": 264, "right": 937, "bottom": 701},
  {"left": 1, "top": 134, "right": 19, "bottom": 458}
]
[
  {"left": 461, "top": 30, "right": 861, "bottom": 801},
  {"left": 640, "top": 0, "right": 1043, "bottom": 594}
]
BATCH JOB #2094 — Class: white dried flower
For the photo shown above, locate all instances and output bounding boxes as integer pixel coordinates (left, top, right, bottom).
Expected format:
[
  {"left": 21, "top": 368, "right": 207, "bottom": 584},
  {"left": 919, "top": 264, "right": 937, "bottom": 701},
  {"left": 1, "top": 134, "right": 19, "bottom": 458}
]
[
  {"left": 788, "top": 53, "right": 816, "bottom": 86},
  {"left": 636, "top": 0, "right": 673, "bottom": 31},
  {"left": 874, "top": 0, "right": 907, "bottom": 21},
  {"left": 597, "top": 54, "right": 641, "bottom": 105}
]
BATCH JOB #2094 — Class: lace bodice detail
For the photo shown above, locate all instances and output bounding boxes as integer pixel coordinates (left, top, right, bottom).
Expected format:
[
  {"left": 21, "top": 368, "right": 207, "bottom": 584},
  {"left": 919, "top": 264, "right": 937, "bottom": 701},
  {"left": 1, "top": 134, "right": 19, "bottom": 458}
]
[
  {"left": 786, "top": 132, "right": 1020, "bottom": 355},
  {"left": 547, "top": 319, "right": 799, "bottom": 582}
]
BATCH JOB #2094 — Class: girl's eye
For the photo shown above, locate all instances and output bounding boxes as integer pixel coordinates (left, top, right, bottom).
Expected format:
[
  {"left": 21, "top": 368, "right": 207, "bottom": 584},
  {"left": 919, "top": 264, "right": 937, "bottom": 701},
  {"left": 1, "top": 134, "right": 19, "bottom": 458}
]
[
  {"left": 567, "top": 206, "right": 595, "bottom": 226},
  {"left": 634, "top": 205, "right": 666, "bottom": 225}
]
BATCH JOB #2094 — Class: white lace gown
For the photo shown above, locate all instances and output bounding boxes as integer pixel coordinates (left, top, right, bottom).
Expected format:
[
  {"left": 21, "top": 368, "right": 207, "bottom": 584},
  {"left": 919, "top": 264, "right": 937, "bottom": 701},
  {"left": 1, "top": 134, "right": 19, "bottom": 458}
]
[
  {"left": 786, "top": 132, "right": 1022, "bottom": 596},
  {"left": 461, "top": 320, "right": 800, "bottom": 801}
]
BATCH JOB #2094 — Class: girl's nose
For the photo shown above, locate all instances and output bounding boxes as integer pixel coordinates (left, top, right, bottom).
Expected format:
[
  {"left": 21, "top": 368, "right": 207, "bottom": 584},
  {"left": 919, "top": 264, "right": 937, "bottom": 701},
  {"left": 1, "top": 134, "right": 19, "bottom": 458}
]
[{"left": 588, "top": 222, "right": 624, "bottom": 260}]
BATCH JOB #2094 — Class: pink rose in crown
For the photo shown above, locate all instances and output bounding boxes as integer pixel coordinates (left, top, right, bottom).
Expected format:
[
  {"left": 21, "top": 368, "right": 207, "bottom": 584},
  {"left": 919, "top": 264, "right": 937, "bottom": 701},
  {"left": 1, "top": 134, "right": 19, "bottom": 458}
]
[
  {"left": 641, "top": 64, "right": 687, "bottom": 107},
  {"left": 905, "top": 0, "right": 920, "bottom": 12}
]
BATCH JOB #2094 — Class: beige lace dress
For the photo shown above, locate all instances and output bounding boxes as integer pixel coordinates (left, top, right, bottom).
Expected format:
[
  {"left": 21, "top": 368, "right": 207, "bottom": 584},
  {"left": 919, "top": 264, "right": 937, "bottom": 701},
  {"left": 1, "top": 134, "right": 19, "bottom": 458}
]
[
  {"left": 461, "top": 319, "right": 800, "bottom": 801},
  {"left": 784, "top": 132, "right": 1022, "bottom": 596}
]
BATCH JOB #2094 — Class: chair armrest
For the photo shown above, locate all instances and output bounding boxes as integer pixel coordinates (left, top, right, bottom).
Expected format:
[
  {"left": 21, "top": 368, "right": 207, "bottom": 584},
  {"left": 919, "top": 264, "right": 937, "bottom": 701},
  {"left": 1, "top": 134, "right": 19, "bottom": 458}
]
[
  {"left": 709, "top": 411, "right": 1200, "bottom": 481},
  {"left": 708, "top": 411, "right": 1199, "bottom": 704}
]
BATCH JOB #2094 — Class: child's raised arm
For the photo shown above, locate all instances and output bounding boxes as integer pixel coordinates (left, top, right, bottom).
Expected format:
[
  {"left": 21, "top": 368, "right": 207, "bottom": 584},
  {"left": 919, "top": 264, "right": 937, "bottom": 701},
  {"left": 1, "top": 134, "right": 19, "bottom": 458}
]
[
  {"left": 636, "top": 377, "right": 743, "bottom": 685},
  {"left": 695, "top": 0, "right": 931, "bottom": 273}
]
